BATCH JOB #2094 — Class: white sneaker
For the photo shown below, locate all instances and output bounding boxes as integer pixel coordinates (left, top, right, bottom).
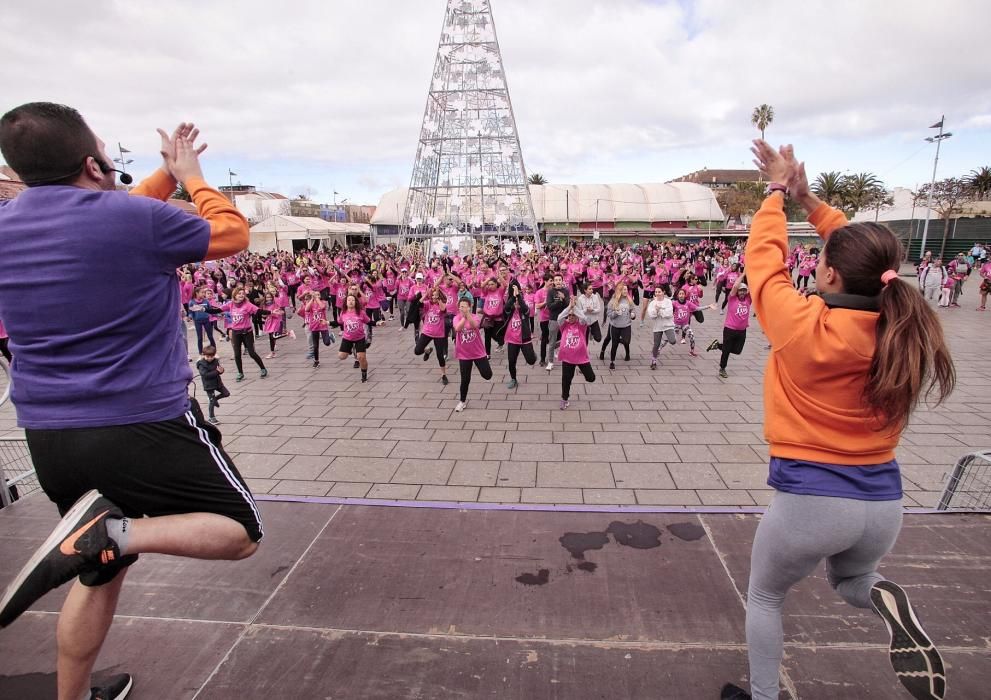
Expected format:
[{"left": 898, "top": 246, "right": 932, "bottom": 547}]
[
  {"left": 454, "top": 400, "right": 467, "bottom": 413},
  {"left": 545, "top": 362, "right": 553, "bottom": 371}
]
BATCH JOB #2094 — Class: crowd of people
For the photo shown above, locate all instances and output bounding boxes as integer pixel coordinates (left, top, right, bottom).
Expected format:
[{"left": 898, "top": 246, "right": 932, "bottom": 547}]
[
  {"left": 915, "top": 246, "right": 991, "bottom": 309},
  {"left": 177, "top": 236, "right": 765, "bottom": 414}
]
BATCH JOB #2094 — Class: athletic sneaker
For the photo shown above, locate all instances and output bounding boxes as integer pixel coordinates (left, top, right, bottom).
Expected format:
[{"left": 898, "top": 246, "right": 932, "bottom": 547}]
[
  {"left": 313, "top": 361, "right": 320, "bottom": 368},
  {"left": 545, "top": 362, "right": 553, "bottom": 371},
  {"left": 289, "top": 329, "right": 297, "bottom": 340},
  {"left": 719, "top": 683, "right": 751, "bottom": 700},
  {"left": 260, "top": 369, "right": 268, "bottom": 378},
  {"left": 870, "top": 581, "right": 946, "bottom": 700},
  {"left": 235, "top": 373, "right": 245, "bottom": 382},
  {"left": 688, "top": 350, "right": 698, "bottom": 357},
  {"left": 454, "top": 400, "right": 467, "bottom": 413},
  {"left": 0, "top": 490, "right": 122, "bottom": 628},
  {"left": 650, "top": 359, "right": 656, "bottom": 370},
  {"left": 560, "top": 399, "right": 569, "bottom": 410},
  {"left": 424, "top": 347, "right": 433, "bottom": 362},
  {"left": 264, "top": 352, "right": 276, "bottom": 359},
  {"left": 361, "top": 375, "right": 368, "bottom": 383},
  {"left": 441, "top": 375, "right": 449, "bottom": 386},
  {"left": 507, "top": 378, "right": 518, "bottom": 389},
  {"left": 680, "top": 338, "right": 686, "bottom": 344},
  {"left": 328, "top": 333, "right": 337, "bottom": 345},
  {"left": 719, "top": 368, "right": 728, "bottom": 378},
  {"left": 609, "top": 361, "right": 615, "bottom": 370},
  {"left": 353, "top": 360, "right": 360, "bottom": 368},
  {"left": 208, "top": 417, "right": 219, "bottom": 424},
  {"left": 706, "top": 339, "right": 720, "bottom": 352},
  {"left": 495, "top": 344, "right": 504, "bottom": 353},
  {"left": 89, "top": 673, "right": 134, "bottom": 700}
]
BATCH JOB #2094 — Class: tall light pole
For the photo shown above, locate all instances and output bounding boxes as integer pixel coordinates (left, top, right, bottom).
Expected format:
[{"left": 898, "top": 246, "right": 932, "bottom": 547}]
[
  {"left": 113, "top": 143, "right": 133, "bottom": 179},
  {"left": 918, "top": 117, "right": 952, "bottom": 259}
]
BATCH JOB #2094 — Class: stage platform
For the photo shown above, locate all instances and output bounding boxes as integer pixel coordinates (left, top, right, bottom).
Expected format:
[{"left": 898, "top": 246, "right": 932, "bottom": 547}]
[{"left": 1, "top": 497, "right": 988, "bottom": 699}]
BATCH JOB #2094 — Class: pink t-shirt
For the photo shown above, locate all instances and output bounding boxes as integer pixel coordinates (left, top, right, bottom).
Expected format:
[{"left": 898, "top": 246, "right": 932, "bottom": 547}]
[
  {"left": 684, "top": 284, "right": 702, "bottom": 305},
  {"left": 454, "top": 316, "right": 487, "bottom": 360},
  {"left": 397, "top": 278, "right": 414, "bottom": 300},
  {"left": 724, "top": 295, "right": 751, "bottom": 330},
  {"left": 0, "top": 318, "right": 7, "bottom": 339},
  {"left": 306, "top": 301, "right": 330, "bottom": 332},
  {"left": 339, "top": 309, "right": 369, "bottom": 341},
  {"left": 504, "top": 310, "right": 527, "bottom": 346},
  {"left": 534, "top": 288, "right": 550, "bottom": 322},
  {"left": 441, "top": 285, "right": 459, "bottom": 314},
  {"left": 262, "top": 303, "right": 283, "bottom": 333},
  {"left": 557, "top": 319, "right": 590, "bottom": 365},
  {"left": 420, "top": 301, "right": 447, "bottom": 338},
  {"left": 223, "top": 301, "right": 258, "bottom": 331},
  {"left": 482, "top": 290, "right": 505, "bottom": 318},
  {"left": 671, "top": 300, "right": 699, "bottom": 327}
]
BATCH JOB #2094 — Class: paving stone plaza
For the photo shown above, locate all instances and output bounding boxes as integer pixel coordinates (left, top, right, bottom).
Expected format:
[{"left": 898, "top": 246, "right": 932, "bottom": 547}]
[{"left": 6, "top": 270, "right": 983, "bottom": 511}]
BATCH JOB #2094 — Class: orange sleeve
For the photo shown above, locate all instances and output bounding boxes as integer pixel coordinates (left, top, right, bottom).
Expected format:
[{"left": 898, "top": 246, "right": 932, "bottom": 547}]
[
  {"left": 184, "top": 176, "right": 249, "bottom": 261},
  {"left": 807, "top": 202, "right": 848, "bottom": 242},
  {"left": 744, "top": 194, "right": 819, "bottom": 347},
  {"left": 128, "top": 168, "right": 177, "bottom": 201}
]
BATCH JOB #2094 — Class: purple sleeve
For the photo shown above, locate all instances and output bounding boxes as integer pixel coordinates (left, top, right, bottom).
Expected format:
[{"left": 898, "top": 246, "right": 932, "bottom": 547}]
[{"left": 152, "top": 200, "right": 211, "bottom": 270}]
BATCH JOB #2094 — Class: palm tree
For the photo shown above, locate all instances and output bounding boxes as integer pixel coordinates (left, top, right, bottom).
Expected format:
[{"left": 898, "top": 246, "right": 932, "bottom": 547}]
[
  {"left": 812, "top": 171, "right": 846, "bottom": 207},
  {"left": 528, "top": 173, "right": 547, "bottom": 185},
  {"left": 842, "top": 172, "right": 884, "bottom": 215},
  {"left": 968, "top": 166, "right": 991, "bottom": 200},
  {"left": 751, "top": 104, "right": 774, "bottom": 140}
]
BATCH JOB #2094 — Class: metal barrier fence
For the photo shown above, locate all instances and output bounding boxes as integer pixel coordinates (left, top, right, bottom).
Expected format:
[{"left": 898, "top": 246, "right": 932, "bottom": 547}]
[
  {"left": 937, "top": 451, "right": 991, "bottom": 511},
  {"left": 0, "top": 438, "right": 40, "bottom": 508}
]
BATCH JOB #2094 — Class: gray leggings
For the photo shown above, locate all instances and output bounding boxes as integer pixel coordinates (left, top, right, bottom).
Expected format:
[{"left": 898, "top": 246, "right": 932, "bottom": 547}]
[
  {"left": 651, "top": 329, "right": 676, "bottom": 357},
  {"left": 746, "top": 491, "right": 903, "bottom": 699}
]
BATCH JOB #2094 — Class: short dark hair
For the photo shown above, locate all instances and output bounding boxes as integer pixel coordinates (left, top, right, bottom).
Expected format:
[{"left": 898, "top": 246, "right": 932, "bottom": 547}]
[
  {"left": 202, "top": 345, "right": 217, "bottom": 355},
  {"left": 0, "top": 102, "right": 99, "bottom": 186}
]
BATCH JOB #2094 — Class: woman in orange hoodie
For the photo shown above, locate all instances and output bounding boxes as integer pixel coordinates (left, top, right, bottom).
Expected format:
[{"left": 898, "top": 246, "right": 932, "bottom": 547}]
[{"left": 720, "top": 142, "right": 955, "bottom": 700}]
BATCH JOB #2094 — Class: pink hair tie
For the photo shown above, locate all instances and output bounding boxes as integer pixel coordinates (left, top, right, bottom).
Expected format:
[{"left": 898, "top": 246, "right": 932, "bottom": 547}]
[{"left": 880, "top": 270, "right": 899, "bottom": 286}]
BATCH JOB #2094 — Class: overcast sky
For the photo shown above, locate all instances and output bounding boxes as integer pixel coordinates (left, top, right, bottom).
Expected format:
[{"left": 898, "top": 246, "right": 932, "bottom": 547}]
[{"left": 2, "top": 0, "right": 988, "bottom": 206}]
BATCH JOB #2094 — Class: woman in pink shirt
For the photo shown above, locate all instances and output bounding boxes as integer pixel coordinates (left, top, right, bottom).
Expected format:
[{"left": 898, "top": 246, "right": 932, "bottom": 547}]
[
  {"left": 262, "top": 293, "right": 296, "bottom": 359},
  {"left": 978, "top": 261, "right": 991, "bottom": 311},
  {"left": 337, "top": 293, "right": 371, "bottom": 383},
  {"left": 503, "top": 280, "right": 536, "bottom": 389},
  {"left": 671, "top": 287, "right": 717, "bottom": 357},
  {"left": 556, "top": 298, "right": 596, "bottom": 410},
  {"left": 706, "top": 275, "right": 751, "bottom": 378},
  {"left": 222, "top": 288, "right": 268, "bottom": 381},
  {"left": 414, "top": 285, "right": 450, "bottom": 386},
  {"left": 300, "top": 291, "right": 336, "bottom": 368},
  {"left": 480, "top": 278, "right": 507, "bottom": 356},
  {"left": 452, "top": 298, "right": 492, "bottom": 412}
]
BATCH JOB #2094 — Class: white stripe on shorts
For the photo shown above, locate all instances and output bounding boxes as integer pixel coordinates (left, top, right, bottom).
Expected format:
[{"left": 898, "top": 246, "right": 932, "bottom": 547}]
[{"left": 184, "top": 410, "right": 264, "bottom": 539}]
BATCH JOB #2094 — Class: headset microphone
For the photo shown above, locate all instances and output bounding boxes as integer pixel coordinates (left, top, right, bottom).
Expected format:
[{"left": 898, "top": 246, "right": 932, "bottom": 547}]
[{"left": 116, "top": 170, "right": 133, "bottom": 185}]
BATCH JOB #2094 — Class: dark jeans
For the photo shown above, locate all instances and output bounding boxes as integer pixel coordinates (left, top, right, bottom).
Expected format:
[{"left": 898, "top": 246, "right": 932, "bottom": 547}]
[
  {"left": 230, "top": 329, "right": 266, "bottom": 374},
  {"left": 609, "top": 325, "right": 632, "bottom": 362},
  {"left": 458, "top": 357, "right": 493, "bottom": 402},
  {"left": 562, "top": 362, "right": 596, "bottom": 400},
  {"left": 414, "top": 334, "right": 448, "bottom": 367},
  {"left": 194, "top": 318, "right": 216, "bottom": 353},
  {"left": 310, "top": 330, "right": 333, "bottom": 363},
  {"left": 539, "top": 320, "right": 550, "bottom": 363},
  {"left": 206, "top": 384, "right": 231, "bottom": 419},
  {"left": 720, "top": 327, "right": 747, "bottom": 369},
  {"left": 507, "top": 342, "right": 536, "bottom": 380}
]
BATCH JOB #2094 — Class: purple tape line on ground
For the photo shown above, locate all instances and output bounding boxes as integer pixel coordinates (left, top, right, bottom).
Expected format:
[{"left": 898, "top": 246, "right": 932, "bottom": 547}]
[{"left": 254, "top": 494, "right": 950, "bottom": 515}]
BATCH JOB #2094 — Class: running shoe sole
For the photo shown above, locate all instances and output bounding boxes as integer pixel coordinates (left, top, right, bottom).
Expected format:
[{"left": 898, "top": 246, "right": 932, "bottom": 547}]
[
  {"left": 91, "top": 672, "right": 133, "bottom": 699},
  {"left": 0, "top": 490, "right": 104, "bottom": 628},
  {"left": 870, "top": 581, "right": 946, "bottom": 699}
]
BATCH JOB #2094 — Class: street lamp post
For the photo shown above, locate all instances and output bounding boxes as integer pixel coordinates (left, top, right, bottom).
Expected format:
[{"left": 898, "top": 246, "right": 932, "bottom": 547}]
[
  {"left": 918, "top": 116, "right": 952, "bottom": 259},
  {"left": 113, "top": 143, "right": 133, "bottom": 182}
]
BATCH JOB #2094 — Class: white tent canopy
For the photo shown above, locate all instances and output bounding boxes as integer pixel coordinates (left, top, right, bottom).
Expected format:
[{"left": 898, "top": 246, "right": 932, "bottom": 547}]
[
  {"left": 249, "top": 215, "right": 369, "bottom": 253},
  {"left": 371, "top": 182, "right": 723, "bottom": 227}
]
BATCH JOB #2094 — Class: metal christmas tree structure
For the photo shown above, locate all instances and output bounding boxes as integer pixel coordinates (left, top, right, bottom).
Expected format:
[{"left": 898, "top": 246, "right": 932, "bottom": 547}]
[{"left": 400, "top": 0, "right": 541, "bottom": 255}]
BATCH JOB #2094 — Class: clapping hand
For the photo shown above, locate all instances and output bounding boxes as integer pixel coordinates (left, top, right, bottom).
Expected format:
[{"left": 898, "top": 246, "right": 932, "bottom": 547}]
[
  {"left": 157, "top": 123, "right": 208, "bottom": 184},
  {"left": 750, "top": 139, "right": 793, "bottom": 184}
]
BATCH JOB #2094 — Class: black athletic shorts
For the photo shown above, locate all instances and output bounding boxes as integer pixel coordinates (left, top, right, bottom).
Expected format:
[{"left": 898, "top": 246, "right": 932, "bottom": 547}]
[
  {"left": 25, "top": 398, "right": 264, "bottom": 584},
  {"left": 339, "top": 338, "right": 368, "bottom": 354}
]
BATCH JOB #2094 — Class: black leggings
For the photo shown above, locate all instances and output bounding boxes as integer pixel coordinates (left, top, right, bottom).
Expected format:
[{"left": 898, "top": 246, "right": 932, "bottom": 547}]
[
  {"left": 714, "top": 279, "right": 726, "bottom": 304},
  {"left": 539, "top": 320, "right": 550, "bottom": 363},
  {"left": 459, "top": 357, "right": 493, "bottom": 402},
  {"left": 414, "top": 333, "right": 448, "bottom": 367},
  {"left": 310, "top": 330, "right": 333, "bottom": 363},
  {"left": 507, "top": 342, "right": 536, "bottom": 380},
  {"left": 562, "top": 362, "right": 596, "bottom": 400},
  {"left": 483, "top": 323, "right": 504, "bottom": 356},
  {"left": 0, "top": 337, "right": 10, "bottom": 363},
  {"left": 230, "top": 329, "right": 265, "bottom": 374},
  {"left": 719, "top": 327, "right": 747, "bottom": 369},
  {"left": 609, "top": 325, "right": 632, "bottom": 362}
]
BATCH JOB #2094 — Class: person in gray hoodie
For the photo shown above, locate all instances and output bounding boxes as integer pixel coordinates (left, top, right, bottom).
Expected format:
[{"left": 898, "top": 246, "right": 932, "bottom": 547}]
[
  {"left": 645, "top": 286, "right": 675, "bottom": 370},
  {"left": 604, "top": 282, "right": 636, "bottom": 370}
]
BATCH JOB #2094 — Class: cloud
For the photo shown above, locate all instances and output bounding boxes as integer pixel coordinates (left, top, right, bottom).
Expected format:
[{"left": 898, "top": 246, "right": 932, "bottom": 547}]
[{"left": 1, "top": 0, "right": 988, "bottom": 203}]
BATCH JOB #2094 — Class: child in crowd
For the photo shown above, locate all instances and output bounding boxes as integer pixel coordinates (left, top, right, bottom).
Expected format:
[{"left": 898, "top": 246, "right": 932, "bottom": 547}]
[
  {"left": 196, "top": 345, "right": 230, "bottom": 425},
  {"left": 262, "top": 292, "right": 295, "bottom": 358},
  {"left": 938, "top": 271, "right": 954, "bottom": 308},
  {"left": 671, "top": 288, "right": 716, "bottom": 357},
  {"left": 707, "top": 276, "right": 751, "bottom": 378}
]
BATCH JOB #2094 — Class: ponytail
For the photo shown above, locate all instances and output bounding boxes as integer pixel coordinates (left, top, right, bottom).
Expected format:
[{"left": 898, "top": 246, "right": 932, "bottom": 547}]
[{"left": 866, "top": 277, "right": 955, "bottom": 431}]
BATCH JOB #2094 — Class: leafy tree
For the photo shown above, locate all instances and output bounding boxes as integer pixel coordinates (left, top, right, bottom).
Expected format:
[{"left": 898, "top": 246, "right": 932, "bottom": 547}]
[
  {"left": 968, "top": 166, "right": 991, "bottom": 200},
  {"left": 528, "top": 173, "right": 547, "bottom": 185},
  {"left": 717, "top": 181, "right": 764, "bottom": 223},
  {"left": 172, "top": 183, "right": 191, "bottom": 201},
  {"left": 812, "top": 171, "right": 846, "bottom": 207},
  {"left": 751, "top": 104, "right": 774, "bottom": 140},
  {"left": 914, "top": 177, "right": 970, "bottom": 258},
  {"left": 842, "top": 172, "right": 885, "bottom": 216}
]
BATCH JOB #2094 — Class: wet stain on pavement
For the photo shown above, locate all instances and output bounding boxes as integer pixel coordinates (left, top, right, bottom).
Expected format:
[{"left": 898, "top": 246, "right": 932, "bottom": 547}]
[
  {"left": 667, "top": 522, "right": 706, "bottom": 541},
  {"left": 606, "top": 521, "right": 662, "bottom": 550},
  {"left": 559, "top": 531, "right": 610, "bottom": 560},
  {"left": 515, "top": 568, "right": 550, "bottom": 586}
]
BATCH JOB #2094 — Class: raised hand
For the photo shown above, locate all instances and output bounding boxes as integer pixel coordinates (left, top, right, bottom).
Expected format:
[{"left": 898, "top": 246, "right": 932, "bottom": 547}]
[
  {"left": 157, "top": 123, "right": 208, "bottom": 182},
  {"left": 750, "top": 139, "right": 793, "bottom": 184}
]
